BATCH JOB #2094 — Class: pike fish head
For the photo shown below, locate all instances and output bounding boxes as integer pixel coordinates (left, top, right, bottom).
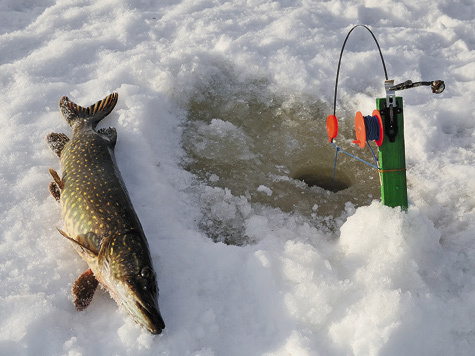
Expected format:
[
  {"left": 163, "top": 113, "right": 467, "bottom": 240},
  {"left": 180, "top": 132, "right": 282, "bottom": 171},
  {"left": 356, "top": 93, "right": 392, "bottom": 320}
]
[{"left": 101, "top": 233, "right": 165, "bottom": 334}]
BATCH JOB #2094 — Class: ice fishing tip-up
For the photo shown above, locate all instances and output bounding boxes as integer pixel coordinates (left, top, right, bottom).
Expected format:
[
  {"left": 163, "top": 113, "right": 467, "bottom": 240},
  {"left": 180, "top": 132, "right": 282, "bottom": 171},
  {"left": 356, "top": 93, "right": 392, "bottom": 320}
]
[{"left": 326, "top": 24, "right": 446, "bottom": 210}]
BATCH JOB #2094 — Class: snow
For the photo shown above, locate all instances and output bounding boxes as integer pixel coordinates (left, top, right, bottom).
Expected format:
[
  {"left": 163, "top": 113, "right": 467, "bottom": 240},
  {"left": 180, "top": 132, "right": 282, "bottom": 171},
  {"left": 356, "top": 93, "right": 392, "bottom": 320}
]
[{"left": 1, "top": 0, "right": 474, "bottom": 355}]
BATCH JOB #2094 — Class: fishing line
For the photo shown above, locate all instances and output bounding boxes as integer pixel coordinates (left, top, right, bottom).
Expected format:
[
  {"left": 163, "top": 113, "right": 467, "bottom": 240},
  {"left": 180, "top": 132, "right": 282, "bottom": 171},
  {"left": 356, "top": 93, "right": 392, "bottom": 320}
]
[
  {"left": 330, "top": 141, "right": 379, "bottom": 191},
  {"left": 363, "top": 115, "right": 381, "bottom": 142},
  {"left": 330, "top": 143, "right": 379, "bottom": 169}
]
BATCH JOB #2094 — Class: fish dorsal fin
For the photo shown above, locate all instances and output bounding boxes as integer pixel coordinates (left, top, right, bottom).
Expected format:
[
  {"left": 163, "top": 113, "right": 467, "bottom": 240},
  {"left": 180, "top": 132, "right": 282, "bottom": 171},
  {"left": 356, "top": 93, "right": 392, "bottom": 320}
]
[
  {"left": 49, "top": 168, "right": 63, "bottom": 189},
  {"left": 56, "top": 228, "right": 100, "bottom": 256},
  {"left": 97, "top": 127, "right": 117, "bottom": 148},
  {"left": 59, "top": 93, "right": 118, "bottom": 129},
  {"left": 46, "top": 132, "right": 70, "bottom": 158}
]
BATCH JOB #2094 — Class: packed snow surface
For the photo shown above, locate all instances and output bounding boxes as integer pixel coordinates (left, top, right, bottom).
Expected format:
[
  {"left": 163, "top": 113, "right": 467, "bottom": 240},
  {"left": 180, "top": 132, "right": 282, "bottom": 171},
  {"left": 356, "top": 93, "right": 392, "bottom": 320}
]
[{"left": 1, "top": 0, "right": 474, "bottom": 355}]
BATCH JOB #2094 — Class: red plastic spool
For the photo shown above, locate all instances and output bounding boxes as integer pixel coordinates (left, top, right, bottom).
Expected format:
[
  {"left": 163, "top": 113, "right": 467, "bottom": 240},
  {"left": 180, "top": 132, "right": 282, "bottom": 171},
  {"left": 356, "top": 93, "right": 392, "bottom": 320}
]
[
  {"left": 372, "top": 109, "right": 384, "bottom": 147},
  {"left": 352, "top": 110, "right": 383, "bottom": 148}
]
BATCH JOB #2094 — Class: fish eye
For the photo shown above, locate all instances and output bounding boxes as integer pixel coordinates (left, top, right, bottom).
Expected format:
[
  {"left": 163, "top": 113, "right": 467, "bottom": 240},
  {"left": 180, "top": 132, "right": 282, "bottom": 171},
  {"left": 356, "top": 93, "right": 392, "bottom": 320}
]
[{"left": 140, "top": 266, "right": 153, "bottom": 279}]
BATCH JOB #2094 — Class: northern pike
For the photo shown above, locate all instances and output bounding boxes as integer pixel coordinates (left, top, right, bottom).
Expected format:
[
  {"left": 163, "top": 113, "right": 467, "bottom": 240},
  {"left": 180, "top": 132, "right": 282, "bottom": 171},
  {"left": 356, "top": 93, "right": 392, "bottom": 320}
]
[{"left": 47, "top": 93, "right": 165, "bottom": 334}]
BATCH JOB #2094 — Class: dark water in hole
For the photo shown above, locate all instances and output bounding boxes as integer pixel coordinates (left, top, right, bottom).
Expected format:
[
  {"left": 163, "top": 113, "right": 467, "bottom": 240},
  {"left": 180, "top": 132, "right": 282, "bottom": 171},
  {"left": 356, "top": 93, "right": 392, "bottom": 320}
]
[
  {"left": 292, "top": 167, "right": 353, "bottom": 192},
  {"left": 180, "top": 68, "right": 380, "bottom": 245}
]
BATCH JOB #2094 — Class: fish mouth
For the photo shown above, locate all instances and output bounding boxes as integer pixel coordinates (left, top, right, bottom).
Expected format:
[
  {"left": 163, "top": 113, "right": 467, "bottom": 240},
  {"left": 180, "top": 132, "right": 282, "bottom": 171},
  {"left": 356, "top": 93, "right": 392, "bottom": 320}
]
[{"left": 135, "top": 300, "right": 165, "bottom": 334}]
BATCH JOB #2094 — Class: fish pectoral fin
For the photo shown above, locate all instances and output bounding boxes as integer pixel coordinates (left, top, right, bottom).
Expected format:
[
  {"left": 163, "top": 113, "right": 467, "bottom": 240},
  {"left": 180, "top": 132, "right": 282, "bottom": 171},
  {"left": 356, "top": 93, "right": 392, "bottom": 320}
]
[
  {"left": 73, "top": 268, "right": 99, "bottom": 311},
  {"left": 56, "top": 228, "right": 99, "bottom": 256},
  {"left": 97, "top": 127, "right": 117, "bottom": 147},
  {"left": 46, "top": 132, "right": 69, "bottom": 158}
]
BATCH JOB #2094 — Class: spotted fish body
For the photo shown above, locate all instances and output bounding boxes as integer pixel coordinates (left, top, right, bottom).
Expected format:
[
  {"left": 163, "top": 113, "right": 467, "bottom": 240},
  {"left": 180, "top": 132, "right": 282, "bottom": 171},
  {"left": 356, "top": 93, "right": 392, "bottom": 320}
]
[{"left": 47, "top": 93, "right": 165, "bottom": 334}]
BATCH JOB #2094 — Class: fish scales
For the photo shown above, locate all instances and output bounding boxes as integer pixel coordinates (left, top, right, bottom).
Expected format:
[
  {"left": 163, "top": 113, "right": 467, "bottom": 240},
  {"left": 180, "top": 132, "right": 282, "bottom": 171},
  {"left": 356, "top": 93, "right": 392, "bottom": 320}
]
[
  {"left": 47, "top": 93, "right": 165, "bottom": 334},
  {"left": 61, "top": 129, "right": 136, "bottom": 239}
]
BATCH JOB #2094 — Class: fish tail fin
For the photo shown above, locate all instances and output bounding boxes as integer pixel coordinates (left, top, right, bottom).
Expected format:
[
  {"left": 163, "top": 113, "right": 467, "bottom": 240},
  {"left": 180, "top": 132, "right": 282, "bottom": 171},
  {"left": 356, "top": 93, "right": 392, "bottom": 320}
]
[{"left": 59, "top": 93, "right": 118, "bottom": 129}]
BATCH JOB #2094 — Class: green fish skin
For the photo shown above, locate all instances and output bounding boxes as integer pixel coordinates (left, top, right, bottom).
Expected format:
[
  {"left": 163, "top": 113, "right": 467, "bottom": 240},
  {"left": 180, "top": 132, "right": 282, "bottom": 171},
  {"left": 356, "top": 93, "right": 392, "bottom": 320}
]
[{"left": 47, "top": 93, "right": 165, "bottom": 334}]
